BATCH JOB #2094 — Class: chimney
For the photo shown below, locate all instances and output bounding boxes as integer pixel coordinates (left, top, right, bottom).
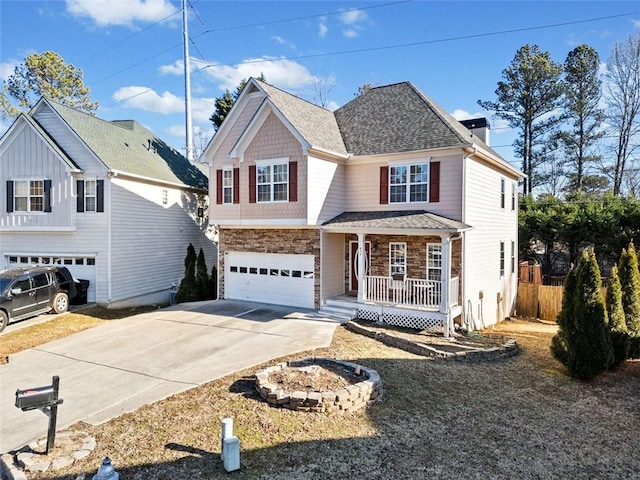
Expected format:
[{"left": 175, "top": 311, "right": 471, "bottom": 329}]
[{"left": 460, "top": 118, "right": 490, "bottom": 146}]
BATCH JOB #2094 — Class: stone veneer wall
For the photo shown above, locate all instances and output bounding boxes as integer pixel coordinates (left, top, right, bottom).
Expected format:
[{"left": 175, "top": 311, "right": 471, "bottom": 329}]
[
  {"left": 255, "top": 357, "right": 383, "bottom": 413},
  {"left": 219, "top": 228, "right": 321, "bottom": 308}
]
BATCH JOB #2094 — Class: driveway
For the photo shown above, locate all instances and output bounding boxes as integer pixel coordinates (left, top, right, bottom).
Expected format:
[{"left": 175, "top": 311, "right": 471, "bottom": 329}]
[{"left": 0, "top": 300, "right": 339, "bottom": 453}]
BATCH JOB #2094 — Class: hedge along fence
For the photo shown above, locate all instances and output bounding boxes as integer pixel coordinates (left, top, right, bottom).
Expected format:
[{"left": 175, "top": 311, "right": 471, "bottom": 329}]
[{"left": 516, "top": 283, "right": 606, "bottom": 322}]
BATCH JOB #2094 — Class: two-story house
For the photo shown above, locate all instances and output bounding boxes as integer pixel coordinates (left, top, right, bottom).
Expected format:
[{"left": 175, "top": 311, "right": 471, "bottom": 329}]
[
  {"left": 202, "top": 78, "right": 522, "bottom": 333},
  {"left": 0, "top": 98, "right": 217, "bottom": 307}
]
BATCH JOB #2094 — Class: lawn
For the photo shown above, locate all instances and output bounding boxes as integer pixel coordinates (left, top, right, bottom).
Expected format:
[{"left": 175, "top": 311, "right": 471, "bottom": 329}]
[{"left": 13, "top": 314, "right": 639, "bottom": 480}]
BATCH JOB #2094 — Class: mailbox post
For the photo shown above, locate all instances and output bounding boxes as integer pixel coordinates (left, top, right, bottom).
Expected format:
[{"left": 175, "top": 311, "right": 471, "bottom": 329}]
[{"left": 15, "top": 375, "right": 63, "bottom": 454}]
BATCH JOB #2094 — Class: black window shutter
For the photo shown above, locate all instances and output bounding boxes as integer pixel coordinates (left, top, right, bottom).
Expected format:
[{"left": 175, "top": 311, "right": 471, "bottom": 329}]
[
  {"left": 76, "top": 180, "right": 85, "bottom": 212},
  {"left": 6, "top": 180, "right": 14, "bottom": 213},
  {"left": 96, "top": 180, "right": 104, "bottom": 212},
  {"left": 44, "top": 180, "right": 52, "bottom": 212}
]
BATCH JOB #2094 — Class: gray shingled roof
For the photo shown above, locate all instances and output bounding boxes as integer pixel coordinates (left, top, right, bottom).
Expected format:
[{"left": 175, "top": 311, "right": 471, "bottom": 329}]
[
  {"left": 256, "top": 80, "right": 348, "bottom": 155},
  {"left": 334, "top": 82, "right": 492, "bottom": 156},
  {"left": 20, "top": 113, "right": 81, "bottom": 171},
  {"left": 44, "top": 100, "right": 208, "bottom": 190},
  {"left": 323, "top": 210, "right": 470, "bottom": 232}
]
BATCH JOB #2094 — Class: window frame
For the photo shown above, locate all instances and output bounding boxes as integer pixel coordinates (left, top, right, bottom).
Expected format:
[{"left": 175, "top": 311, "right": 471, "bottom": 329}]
[
  {"left": 500, "top": 241, "right": 505, "bottom": 277},
  {"left": 256, "top": 160, "right": 289, "bottom": 203},
  {"left": 511, "top": 182, "right": 517, "bottom": 211},
  {"left": 389, "top": 162, "right": 429, "bottom": 204},
  {"left": 426, "top": 243, "right": 442, "bottom": 282},
  {"left": 14, "top": 179, "right": 45, "bottom": 213},
  {"left": 389, "top": 242, "right": 407, "bottom": 276},
  {"left": 500, "top": 178, "right": 506, "bottom": 209},
  {"left": 510, "top": 240, "right": 515, "bottom": 274},
  {"left": 84, "top": 180, "right": 97, "bottom": 212},
  {"left": 222, "top": 168, "right": 234, "bottom": 204}
]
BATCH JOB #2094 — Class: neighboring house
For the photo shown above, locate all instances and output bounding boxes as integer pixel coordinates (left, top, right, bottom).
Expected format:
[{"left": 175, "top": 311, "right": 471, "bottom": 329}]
[
  {"left": 202, "top": 79, "right": 523, "bottom": 332},
  {"left": 0, "top": 98, "right": 216, "bottom": 308}
]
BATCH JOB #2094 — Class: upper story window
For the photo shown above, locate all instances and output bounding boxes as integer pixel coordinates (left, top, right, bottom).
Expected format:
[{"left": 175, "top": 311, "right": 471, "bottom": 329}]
[
  {"left": 500, "top": 178, "right": 506, "bottom": 209},
  {"left": 6, "top": 179, "right": 51, "bottom": 213},
  {"left": 500, "top": 241, "right": 505, "bottom": 277},
  {"left": 389, "top": 163, "right": 428, "bottom": 203},
  {"left": 257, "top": 162, "right": 288, "bottom": 203},
  {"left": 223, "top": 169, "right": 234, "bottom": 204},
  {"left": 15, "top": 180, "right": 43, "bottom": 212},
  {"left": 511, "top": 240, "right": 515, "bottom": 274},
  {"left": 76, "top": 179, "right": 104, "bottom": 213},
  {"left": 511, "top": 183, "right": 516, "bottom": 211},
  {"left": 84, "top": 180, "right": 97, "bottom": 212}
]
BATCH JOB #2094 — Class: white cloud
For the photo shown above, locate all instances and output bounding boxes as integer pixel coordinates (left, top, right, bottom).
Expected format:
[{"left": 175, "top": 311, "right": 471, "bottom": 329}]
[
  {"left": 183, "top": 57, "right": 316, "bottom": 92},
  {"left": 339, "top": 9, "right": 368, "bottom": 25},
  {"left": 271, "top": 35, "right": 296, "bottom": 50},
  {"left": 318, "top": 18, "right": 328, "bottom": 38},
  {"left": 112, "top": 86, "right": 183, "bottom": 114},
  {"left": 633, "top": 19, "right": 640, "bottom": 29},
  {"left": 0, "top": 60, "right": 19, "bottom": 80},
  {"left": 65, "top": 0, "right": 177, "bottom": 27},
  {"left": 343, "top": 29, "right": 359, "bottom": 39}
]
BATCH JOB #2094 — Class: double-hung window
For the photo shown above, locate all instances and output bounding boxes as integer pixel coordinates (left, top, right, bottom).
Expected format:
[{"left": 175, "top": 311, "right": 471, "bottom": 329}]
[
  {"left": 427, "top": 244, "right": 442, "bottom": 281},
  {"left": 222, "top": 169, "right": 234, "bottom": 204},
  {"left": 389, "top": 242, "right": 407, "bottom": 276},
  {"left": 14, "top": 180, "right": 44, "bottom": 212},
  {"left": 257, "top": 162, "right": 288, "bottom": 202},
  {"left": 500, "top": 241, "right": 505, "bottom": 277},
  {"left": 511, "top": 241, "right": 515, "bottom": 274},
  {"left": 511, "top": 183, "right": 516, "bottom": 211},
  {"left": 84, "top": 180, "right": 97, "bottom": 212},
  {"left": 500, "top": 178, "right": 506, "bottom": 209},
  {"left": 389, "top": 163, "right": 428, "bottom": 203}
]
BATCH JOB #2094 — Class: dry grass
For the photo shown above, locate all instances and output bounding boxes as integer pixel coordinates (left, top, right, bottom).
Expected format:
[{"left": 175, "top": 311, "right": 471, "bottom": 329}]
[
  {"left": 0, "top": 305, "right": 157, "bottom": 362},
  {"left": 22, "top": 317, "right": 640, "bottom": 480}
]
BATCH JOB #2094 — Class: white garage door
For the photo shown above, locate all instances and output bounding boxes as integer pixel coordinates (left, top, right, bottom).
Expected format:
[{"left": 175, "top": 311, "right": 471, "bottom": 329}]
[
  {"left": 225, "top": 252, "right": 315, "bottom": 309},
  {"left": 6, "top": 254, "right": 97, "bottom": 303}
]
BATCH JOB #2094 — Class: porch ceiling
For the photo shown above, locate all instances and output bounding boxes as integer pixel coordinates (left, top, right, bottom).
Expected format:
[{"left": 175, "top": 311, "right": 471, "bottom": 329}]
[{"left": 321, "top": 210, "right": 472, "bottom": 235}]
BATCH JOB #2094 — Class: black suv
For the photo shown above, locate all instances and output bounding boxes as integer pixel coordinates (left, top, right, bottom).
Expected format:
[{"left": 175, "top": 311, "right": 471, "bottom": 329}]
[{"left": 0, "top": 266, "right": 77, "bottom": 332}]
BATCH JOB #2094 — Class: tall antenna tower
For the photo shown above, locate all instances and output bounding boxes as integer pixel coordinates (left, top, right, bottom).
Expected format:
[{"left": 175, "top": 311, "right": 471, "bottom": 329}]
[{"left": 182, "top": 0, "right": 194, "bottom": 161}]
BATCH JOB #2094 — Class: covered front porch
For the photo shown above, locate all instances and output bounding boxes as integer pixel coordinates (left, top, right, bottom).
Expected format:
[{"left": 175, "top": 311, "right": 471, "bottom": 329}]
[{"left": 320, "top": 211, "right": 470, "bottom": 336}]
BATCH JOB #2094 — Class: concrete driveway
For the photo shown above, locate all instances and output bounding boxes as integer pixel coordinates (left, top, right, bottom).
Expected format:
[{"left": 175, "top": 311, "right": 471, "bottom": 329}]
[{"left": 0, "top": 300, "right": 339, "bottom": 453}]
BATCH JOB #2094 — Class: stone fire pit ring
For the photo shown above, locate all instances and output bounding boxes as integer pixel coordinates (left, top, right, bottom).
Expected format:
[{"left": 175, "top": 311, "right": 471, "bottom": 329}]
[{"left": 255, "top": 357, "right": 383, "bottom": 413}]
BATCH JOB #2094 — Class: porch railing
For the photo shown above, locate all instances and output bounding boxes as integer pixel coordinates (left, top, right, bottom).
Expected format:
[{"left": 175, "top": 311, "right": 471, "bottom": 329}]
[
  {"left": 364, "top": 275, "right": 460, "bottom": 309},
  {"left": 365, "top": 276, "right": 442, "bottom": 309}
]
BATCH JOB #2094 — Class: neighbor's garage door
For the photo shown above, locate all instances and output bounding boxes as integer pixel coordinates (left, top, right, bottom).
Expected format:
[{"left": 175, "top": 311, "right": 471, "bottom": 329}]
[
  {"left": 225, "top": 252, "right": 315, "bottom": 309},
  {"left": 6, "top": 255, "right": 97, "bottom": 303}
]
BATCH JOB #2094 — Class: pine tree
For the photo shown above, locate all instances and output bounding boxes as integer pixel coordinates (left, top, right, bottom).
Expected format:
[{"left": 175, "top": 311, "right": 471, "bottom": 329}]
[
  {"left": 551, "top": 266, "right": 577, "bottom": 366},
  {"left": 605, "top": 265, "right": 629, "bottom": 367},
  {"left": 196, "top": 248, "right": 210, "bottom": 300},
  {"left": 618, "top": 242, "right": 640, "bottom": 335},
  {"left": 210, "top": 265, "right": 218, "bottom": 300},
  {"left": 176, "top": 244, "right": 198, "bottom": 303},
  {"left": 569, "top": 249, "right": 613, "bottom": 379}
]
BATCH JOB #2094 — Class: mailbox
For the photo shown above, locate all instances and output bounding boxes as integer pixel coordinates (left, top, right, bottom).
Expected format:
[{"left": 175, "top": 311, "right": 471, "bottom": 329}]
[{"left": 15, "top": 385, "right": 57, "bottom": 411}]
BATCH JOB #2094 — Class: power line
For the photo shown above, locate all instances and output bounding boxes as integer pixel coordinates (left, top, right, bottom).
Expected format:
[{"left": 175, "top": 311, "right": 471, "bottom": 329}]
[{"left": 99, "top": 9, "right": 639, "bottom": 111}]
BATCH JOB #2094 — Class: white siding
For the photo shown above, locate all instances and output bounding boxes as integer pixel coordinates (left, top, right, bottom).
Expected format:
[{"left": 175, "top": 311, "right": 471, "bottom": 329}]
[
  {"left": 0, "top": 122, "right": 76, "bottom": 229},
  {"left": 462, "top": 157, "right": 519, "bottom": 327},
  {"left": 344, "top": 154, "right": 463, "bottom": 220},
  {"left": 109, "top": 178, "right": 217, "bottom": 305},
  {"left": 307, "top": 155, "right": 345, "bottom": 224}
]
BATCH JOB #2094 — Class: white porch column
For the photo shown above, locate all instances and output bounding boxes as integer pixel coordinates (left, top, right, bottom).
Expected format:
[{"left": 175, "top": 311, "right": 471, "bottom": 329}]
[
  {"left": 357, "top": 233, "right": 367, "bottom": 303},
  {"left": 440, "top": 235, "right": 452, "bottom": 337}
]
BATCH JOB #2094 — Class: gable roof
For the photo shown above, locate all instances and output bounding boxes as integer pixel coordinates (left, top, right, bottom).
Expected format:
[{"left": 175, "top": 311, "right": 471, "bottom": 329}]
[
  {"left": 41, "top": 99, "right": 207, "bottom": 190},
  {"left": 254, "top": 80, "right": 348, "bottom": 156},
  {"left": 335, "top": 82, "right": 487, "bottom": 156}
]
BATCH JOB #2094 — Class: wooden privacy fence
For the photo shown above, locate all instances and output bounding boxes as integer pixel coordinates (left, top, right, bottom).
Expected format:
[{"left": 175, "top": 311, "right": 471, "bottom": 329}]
[
  {"left": 516, "top": 282, "right": 607, "bottom": 322},
  {"left": 516, "top": 283, "right": 563, "bottom": 321}
]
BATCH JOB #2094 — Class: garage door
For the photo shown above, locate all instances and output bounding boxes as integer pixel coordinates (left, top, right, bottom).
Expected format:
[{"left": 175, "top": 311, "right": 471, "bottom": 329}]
[
  {"left": 6, "top": 255, "right": 97, "bottom": 303},
  {"left": 225, "top": 252, "right": 315, "bottom": 309}
]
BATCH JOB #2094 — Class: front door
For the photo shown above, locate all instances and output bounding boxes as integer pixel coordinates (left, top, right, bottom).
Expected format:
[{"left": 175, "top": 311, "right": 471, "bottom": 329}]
[{"left": 349, "top": 241, "right": 371, "bottom": 292}]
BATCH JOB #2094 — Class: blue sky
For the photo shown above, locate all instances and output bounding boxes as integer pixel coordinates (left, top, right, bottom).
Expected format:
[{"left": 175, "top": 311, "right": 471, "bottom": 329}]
[{"left": 1, "top": 0, "right": 639, "bottom": 168}]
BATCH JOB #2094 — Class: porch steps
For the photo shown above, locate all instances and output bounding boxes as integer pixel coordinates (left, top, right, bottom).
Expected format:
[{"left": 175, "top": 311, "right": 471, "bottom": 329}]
[{"left": 318, "top": 301, "right": 357, "bottom": 323}]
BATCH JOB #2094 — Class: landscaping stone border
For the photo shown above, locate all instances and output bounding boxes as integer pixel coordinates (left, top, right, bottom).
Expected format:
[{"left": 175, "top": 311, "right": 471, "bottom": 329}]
[
  {"left": 255, "top": 357, "right": 383, "bottom": 413},
  {"left": 345, "top": 321, "right": 518, "bottom": 361}
]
